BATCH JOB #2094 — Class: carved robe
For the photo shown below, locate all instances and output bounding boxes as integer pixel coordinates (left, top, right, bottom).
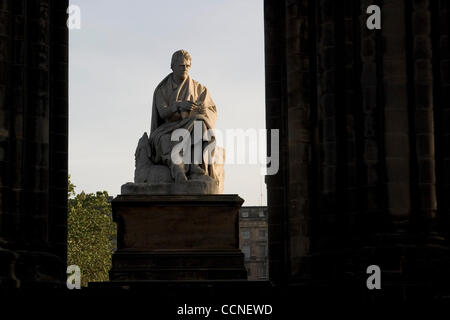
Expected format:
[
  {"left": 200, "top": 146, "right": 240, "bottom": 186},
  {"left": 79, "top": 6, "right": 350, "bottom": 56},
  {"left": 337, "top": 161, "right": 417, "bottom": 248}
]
[{"left": 149, "top": 74, "right": 221, "bottom": 183}]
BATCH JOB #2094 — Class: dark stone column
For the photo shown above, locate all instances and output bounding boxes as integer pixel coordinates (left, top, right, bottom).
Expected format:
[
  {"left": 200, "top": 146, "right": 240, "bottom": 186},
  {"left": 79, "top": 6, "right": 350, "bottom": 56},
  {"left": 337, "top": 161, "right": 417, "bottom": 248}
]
[
  {"left": 432, "top": 0, "right": 450, "bottom": 239},
  {"left": 284, "top": 0, "right": 313, "bottom": 279},
  {"left": 48, "top": 0, "right": 68, "bottom": 269},
  {"left": 264, "top": 0, "right": 289, "bottom": 284},
  {"left": 409, "top": 0, "right": 436, "bottom": 230},
  {"left": 264, "top": 0, "right": 450, "bottom": 299},
  {"left": 0, "top": 0, "right": 68, "bottom": 288},
  {"left": 315, "top": 0, "right": 339, "bottom": 251},
  {"left": 358, "top": 0, "right": 385, "bottom": 232},
  {"left": 0, "top": 0, "right": 15, "bottom": 287},
  {"left": 382, "top": 0, "right": 411, "bottom": 225}
]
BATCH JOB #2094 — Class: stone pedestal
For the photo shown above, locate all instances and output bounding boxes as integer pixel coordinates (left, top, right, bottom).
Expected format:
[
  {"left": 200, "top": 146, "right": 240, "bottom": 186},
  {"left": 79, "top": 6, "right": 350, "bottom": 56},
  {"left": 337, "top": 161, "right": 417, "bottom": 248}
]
[{"left": 109, "top": 195, "right": 247, "bottom": 280}]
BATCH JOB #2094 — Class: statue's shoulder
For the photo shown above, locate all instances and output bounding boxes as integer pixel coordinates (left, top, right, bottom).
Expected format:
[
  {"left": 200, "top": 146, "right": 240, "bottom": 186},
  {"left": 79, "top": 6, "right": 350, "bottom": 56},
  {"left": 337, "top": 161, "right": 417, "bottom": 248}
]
[
  {"left": 154, "top": 74, "right": 172, "bottom": 92},
  {"left": 190, "top": 77, "right": 208, "bottom": 91}
]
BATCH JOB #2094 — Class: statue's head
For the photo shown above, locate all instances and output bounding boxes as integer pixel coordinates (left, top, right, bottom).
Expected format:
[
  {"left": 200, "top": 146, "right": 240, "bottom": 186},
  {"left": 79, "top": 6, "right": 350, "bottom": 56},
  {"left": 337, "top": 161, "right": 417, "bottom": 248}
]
[{"left": 171, "top": 49, "right": 191, "bottom": 81}]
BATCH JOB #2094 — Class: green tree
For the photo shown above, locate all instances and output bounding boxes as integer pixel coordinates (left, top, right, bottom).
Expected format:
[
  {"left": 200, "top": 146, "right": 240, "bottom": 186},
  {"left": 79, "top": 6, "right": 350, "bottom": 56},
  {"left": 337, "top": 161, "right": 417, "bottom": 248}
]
[{"left": 67, "top": 176, "right": 116, "bottom": 287}]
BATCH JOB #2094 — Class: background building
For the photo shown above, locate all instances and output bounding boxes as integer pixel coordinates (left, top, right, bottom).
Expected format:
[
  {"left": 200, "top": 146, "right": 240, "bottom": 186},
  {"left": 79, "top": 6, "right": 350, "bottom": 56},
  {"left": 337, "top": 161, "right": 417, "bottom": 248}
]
[{"left": 239, "top": 206, "right": 268, "bottom": 280}]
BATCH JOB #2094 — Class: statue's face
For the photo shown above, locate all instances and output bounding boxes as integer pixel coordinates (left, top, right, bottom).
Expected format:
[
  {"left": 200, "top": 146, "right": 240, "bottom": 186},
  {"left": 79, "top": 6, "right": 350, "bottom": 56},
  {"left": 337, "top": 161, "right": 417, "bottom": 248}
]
[{"left": 172, "top": 57, "right": 191, "bottom": 80}]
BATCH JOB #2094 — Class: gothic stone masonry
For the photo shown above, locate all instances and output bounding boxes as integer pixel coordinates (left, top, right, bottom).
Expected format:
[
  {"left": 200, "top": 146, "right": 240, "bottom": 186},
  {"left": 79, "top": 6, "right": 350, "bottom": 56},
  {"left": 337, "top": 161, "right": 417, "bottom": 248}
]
[
  {"left": 0, "top": 0, "right": 68, "bottom": 288},
  {"left": 1, "top": 0, "right": 450, "bottom": 300},
  {"left": 265, "top": 0, "right": 450, "bottom": 299}
]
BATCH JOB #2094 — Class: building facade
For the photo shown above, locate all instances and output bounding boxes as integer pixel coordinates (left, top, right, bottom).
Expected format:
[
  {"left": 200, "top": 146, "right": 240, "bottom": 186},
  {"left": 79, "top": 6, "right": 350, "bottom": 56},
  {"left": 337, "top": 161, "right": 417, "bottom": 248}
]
[{"left": 239, "top": 206, "right": 268, "bottom": 281}]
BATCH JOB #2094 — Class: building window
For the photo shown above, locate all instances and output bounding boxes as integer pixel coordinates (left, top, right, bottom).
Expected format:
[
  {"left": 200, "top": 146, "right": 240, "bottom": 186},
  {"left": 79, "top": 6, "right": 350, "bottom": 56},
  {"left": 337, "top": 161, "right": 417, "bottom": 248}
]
[
  {"left": 259, "top": 264, "right": 267, "bottom": 278},
  {"left": 241, "top": 210, "right": 249, "bottom": 218},
  {"left": 259, "top": 229, "right": 266, "bottom": 239},
  {"left": 258, "top": 210, "right": 265, "bottom": 218},
  {"left": 247, "top": 267, "right": 251, "bottom": 276},
  {"left": 259, "top": 245, "right": 266, "bottom": 257},
  {"left": 242, "top": 229, "right": 250, "bottom": 239},
  {"left": 242, "top": 245, "right": 250, "bottom": 260}
]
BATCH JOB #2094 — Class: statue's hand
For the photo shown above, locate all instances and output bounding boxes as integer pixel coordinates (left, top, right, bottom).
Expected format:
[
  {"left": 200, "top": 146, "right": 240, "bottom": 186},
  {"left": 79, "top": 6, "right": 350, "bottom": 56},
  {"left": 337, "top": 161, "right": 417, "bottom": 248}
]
[
  {"left": 178, "top": 100, "right": 197, "bottom": 111},
  {"left": 194, "top": 105, "right": 207, "bottom": 114}
]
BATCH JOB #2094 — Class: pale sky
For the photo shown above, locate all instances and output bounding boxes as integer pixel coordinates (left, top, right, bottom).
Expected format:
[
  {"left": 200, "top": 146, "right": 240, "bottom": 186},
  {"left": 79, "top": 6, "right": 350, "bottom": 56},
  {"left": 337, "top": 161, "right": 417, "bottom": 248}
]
[{"left": 69, "top": 0, "right": 267, "bottom": 206}]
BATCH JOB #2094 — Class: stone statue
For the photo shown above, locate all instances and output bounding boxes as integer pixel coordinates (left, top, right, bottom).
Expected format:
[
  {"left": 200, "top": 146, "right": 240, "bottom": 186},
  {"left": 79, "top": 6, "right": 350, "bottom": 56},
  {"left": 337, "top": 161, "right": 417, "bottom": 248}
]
[{"left": 123, "top": 50, "right": 224, "bottom": 195}]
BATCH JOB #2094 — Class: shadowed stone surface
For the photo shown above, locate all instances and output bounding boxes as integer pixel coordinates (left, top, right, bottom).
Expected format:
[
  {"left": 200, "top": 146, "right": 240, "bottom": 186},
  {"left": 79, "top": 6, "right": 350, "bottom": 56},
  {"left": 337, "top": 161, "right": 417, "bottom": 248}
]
[
  {"left": 264, "top": 0, "right": 450, "bottom": 300},
  {"left": 0, "top": 0, "right": 68, "bottom": 288}
]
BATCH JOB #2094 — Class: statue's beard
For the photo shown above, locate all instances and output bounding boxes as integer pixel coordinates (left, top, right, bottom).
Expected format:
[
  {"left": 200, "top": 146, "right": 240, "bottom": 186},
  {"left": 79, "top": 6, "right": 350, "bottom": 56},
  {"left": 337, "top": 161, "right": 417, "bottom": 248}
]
[{"left": 174, "top": 72, "right": 188, "bottom": 82}]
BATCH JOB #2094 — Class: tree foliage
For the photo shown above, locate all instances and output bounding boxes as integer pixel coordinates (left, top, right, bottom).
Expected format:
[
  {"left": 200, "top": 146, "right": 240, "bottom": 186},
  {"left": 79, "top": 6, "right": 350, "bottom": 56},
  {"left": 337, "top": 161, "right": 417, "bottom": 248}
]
[{"left": 67, "top": 177, "right": 116, "bottom": 287}]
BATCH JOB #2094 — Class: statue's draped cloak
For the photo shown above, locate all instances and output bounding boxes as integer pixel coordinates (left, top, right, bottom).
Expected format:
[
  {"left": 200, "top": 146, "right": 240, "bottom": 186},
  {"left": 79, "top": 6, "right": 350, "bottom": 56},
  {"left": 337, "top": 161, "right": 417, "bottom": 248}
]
[{"left": 149, "top": 74, "right": 220, "bottom": 182}]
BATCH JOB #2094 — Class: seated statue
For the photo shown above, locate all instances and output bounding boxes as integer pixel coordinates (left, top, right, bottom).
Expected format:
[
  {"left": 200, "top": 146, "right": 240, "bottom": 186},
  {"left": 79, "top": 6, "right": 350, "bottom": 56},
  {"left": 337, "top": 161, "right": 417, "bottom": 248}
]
[{"left": 125, "top": 50, "right": 224, "bottom": 195}]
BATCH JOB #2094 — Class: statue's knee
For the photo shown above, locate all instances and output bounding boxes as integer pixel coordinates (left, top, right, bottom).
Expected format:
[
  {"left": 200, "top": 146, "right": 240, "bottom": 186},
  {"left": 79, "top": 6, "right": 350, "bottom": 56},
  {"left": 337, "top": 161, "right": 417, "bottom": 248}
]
[{"left": 160, "top": 134, "right": 172, "bottom": 155}]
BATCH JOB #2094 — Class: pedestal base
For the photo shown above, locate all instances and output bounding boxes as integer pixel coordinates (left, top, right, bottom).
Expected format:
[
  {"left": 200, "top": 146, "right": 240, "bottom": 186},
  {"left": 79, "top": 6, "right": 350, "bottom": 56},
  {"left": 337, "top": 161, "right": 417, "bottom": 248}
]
[
  {"left": 110, "top": 194, "right": 247, "bottom": 281},
  {"left": 110, "top": 250, "right": 246, "bottom": 280}
]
